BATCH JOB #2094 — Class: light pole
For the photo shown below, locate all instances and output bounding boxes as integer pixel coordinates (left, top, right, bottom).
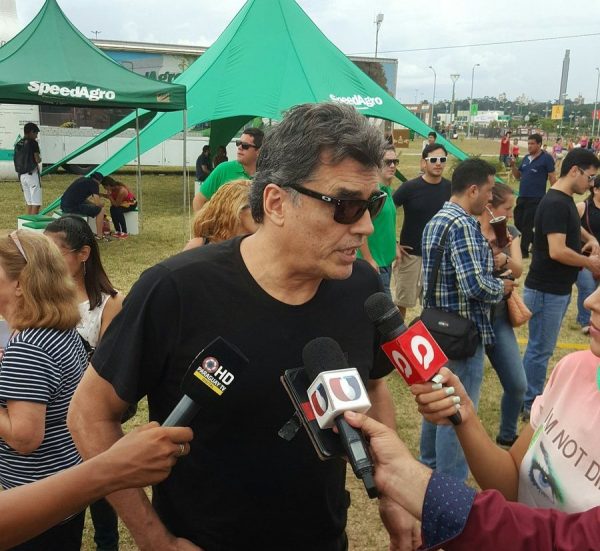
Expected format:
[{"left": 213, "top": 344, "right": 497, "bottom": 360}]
[
  {"left": 374, "top": 13, "right": 384, "bottom": 58},
  {"left": 90, "top": 30, "right": 101, "bottom": 40},
  {"left": 592, "top": 67, "right": 600, "bottom": 137},
  {"left": 450, "top": 74, "right": 460, "bottom": 128},
  {"left": 467, "top": 63, "right": 480, "bottom": 138},
  {"left": 428, "top": 66, "right": 437, "bottom": 127}
]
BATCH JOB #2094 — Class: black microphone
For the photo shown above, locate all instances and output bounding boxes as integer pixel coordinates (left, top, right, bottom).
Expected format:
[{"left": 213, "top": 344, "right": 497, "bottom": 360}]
[
  {"left": 365, "top": 292, "right": 462, "bottom": 426},
  {"left": 302, "top": 337, "right": 378, "bottom": 499},
  {"left": 163, "top": 337, "right": 249, "bottom": 427}
]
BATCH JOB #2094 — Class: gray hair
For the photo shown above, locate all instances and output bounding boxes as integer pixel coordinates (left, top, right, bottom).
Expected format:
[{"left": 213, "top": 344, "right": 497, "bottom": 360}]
[{"left": 249, "top": 103, "right": 387, "bottom": 222}]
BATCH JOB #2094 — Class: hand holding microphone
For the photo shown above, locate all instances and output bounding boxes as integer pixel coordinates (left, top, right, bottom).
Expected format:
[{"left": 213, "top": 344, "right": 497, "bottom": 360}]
[
  {"left": 302, "top": 337, "right": 378, "bottom": 498},
  {"left": 410, "top": 367, "right": 475, "bottom": 427},
  {"left": 364, "top": 292, "right": 462, "bottom": 425}
]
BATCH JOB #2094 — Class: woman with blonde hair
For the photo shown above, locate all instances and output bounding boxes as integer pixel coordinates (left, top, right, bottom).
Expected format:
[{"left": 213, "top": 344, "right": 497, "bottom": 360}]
[
  {"left": 0, "top": 231, "right": 88, "bottom": 550},
  {"left": 184, "top": 179, "right": 257, "bottom": 250}
]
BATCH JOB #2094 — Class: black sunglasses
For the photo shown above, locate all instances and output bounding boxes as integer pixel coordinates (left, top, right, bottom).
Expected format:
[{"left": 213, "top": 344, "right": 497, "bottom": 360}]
[
  {"left": 286, "top": 185, "right": 387, "bottom": 224},
  {"left": 384, "top": 159, "right": 400, "bottom": 167},
  {"left": 236, "top": 140, "right": 258, "bottom": 150}
]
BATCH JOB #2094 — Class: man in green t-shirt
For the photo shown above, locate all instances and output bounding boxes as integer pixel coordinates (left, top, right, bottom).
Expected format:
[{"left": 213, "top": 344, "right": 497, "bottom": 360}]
[
  {"left": 358, "top": 144, "right": 399, "bottom": 296},
  {"left": 192, "top": 127, "right": 264, "bottom": 211}
]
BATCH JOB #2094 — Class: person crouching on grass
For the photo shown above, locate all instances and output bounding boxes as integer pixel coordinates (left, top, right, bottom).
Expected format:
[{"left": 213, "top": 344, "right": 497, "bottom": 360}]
[{"left": 100, "top": 176, "right": 137, "bottom": 239}]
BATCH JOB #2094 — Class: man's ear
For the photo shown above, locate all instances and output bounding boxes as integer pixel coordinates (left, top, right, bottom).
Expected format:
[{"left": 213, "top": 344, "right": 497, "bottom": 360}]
[{"left": 263, "top": 184, "right": 287, "bottom": 227}]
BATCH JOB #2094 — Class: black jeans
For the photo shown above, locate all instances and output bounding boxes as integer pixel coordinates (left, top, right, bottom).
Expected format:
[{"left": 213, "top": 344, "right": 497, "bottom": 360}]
[
  {"left": 110, "top": 204, "right": 136, "bottom": 233},
  {"left": 514, "top": 196, "right": 541, "bottom": 257},
  {"left": 90, "top": 498, "right": 119, "bottom": 551},
  {"left": 9, "top": 510, "right": 85, "bottom": 551}
]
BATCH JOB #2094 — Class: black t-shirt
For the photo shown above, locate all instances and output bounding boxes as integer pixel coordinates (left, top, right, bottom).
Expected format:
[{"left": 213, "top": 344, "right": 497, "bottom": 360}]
[
  {"left": 195, "top": 153, "right": 213, "bottom": 181},
  {"left": 61, "top": 177, "right": 99, "bottom": 209},
  {"left": 392, "top": 176, "right": 451, "bottom": 256},
  {"left": 525, "top": 189, "right": 581, "bottom": 295},
  {"left": 91, "top": 237, "right": 392, "bottom": 551}
]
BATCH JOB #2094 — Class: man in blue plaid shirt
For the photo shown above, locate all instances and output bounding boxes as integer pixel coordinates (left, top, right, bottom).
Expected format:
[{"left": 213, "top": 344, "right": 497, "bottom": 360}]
[{"left": 420, "top": 158, "right": 514, "bottom": 481}]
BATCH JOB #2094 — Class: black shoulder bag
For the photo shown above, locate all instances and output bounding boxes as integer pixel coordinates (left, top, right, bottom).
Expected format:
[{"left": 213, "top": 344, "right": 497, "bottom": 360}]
[{"left": 418, "top": 220, "right": 480, "bottom": 360}]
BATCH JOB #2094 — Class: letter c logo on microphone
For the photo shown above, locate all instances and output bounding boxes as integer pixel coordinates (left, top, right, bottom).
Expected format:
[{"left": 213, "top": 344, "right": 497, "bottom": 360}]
[
  {"left": 310, "top": 384, "right": 328, "bottom": 417},
  {"left": 410, "top": 336, "right": 435, "bottom": 371},
  {"left": 391, "top": 350, "right": 412, "bottom": 378},
  {"left": 330, "top": 376, "right": 362, "bottom": 401}
]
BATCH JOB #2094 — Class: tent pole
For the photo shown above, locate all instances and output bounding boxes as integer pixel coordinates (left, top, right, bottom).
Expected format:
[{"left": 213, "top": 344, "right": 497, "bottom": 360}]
[
  {"left": 135, "top": 108, "right": 142, "bottom": 231},
  {"left": 183, "top": 109, "right": 189, "bottom": 241}
]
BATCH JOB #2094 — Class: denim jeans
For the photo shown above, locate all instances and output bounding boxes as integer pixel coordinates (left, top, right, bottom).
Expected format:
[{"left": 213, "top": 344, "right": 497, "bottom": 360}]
[
  {"left": 486, "top": 305, "right": 527, "bottom": 441},
  {"left": 576, "top": 268, "right": 597, "bottom": 327},
  {"left": 522, "top": 287, "right": 571, "bottom": 412},
  {"left": 420, "top": 343, "right": 485, "bottom": 482},
  {"left": 379, "top": 265, "right": 392, "bottom": 298}
]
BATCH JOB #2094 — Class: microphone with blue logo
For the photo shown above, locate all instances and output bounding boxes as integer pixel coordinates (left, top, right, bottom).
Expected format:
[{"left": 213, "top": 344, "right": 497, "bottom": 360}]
[{"left": 302, "top": 337, "right": 378, "bottom": 498}]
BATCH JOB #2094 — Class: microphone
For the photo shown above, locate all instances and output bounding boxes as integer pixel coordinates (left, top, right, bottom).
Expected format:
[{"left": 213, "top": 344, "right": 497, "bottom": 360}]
[
  {"left": 163, "top": 336, "right": 250, "bottom": 427},
  {"left": 302, "top": 337, "right": 378, "bottom": 499},
  {"left": 365, "top": 292, "right": 462, "bottom": 425}
]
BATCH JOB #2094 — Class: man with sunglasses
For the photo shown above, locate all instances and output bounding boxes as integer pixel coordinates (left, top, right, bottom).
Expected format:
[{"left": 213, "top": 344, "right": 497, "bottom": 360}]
[
  {"left": 69, "top": 103, "right": 399, "bottom": 551},
  {"left": 521, "top": 148, "right": 600, "bottom": 422},
  {"left": 358, "top": 144, "right": 400, "bottom": 296},
  {"left": 391, "top": 144, "right": 452, "bottom": 318},
  {"left": 192, "top": 127, "right": 264, "bottom": 211}
]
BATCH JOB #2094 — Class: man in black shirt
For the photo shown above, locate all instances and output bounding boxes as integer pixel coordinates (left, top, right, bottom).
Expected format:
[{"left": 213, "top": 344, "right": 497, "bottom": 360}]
[
  {"left": 68, "top": 103, "right": 398, "bottom": 551},
  {"left": 522, "top": 149, "right": 600, "bottom": 419},
  {"left": 391, "top": 143, "right": 452, "bottom": 318},
  {"left": 15, "top": 122, "right": 42, "bottom": 215},
  {"left": 60, "top": 172, "right": 106, "bottom": 238},
  {"left": 195, "top": 145, "right": 212, "bottom": 182}
]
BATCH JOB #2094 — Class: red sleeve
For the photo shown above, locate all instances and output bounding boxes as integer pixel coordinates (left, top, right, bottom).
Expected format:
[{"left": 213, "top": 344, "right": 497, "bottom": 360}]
[{"left": 444, "top": 489, "right": 600, "bottom": 551}]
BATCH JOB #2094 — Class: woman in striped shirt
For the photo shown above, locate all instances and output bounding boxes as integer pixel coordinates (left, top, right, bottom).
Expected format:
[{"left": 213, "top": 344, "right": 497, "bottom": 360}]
[{"left": 0, "top": 230, "right": 87, "bottom": 550}]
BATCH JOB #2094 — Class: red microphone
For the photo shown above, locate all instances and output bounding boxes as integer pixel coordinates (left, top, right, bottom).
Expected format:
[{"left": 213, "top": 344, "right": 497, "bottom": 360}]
[{"left": 365, "top": 292, "right": 462, "bottom": 425}]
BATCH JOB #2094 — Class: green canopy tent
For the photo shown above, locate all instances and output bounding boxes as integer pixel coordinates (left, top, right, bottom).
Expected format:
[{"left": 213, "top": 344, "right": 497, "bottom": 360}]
[
  {"left": 0, "top": 0, "right": 187, "bottom": 218},
  {"left": 49, "top": 0, "right": 469, "bottom": 192}
]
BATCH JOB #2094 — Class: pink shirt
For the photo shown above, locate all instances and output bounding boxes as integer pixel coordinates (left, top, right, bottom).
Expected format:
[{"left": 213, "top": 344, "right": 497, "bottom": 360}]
[{"left": 518, "top": 350, "right": 600, "bottom": 513}]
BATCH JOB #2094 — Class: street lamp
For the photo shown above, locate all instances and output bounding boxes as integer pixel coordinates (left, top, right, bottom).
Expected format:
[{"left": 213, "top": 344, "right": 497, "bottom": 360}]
[
  {"left": 467, "top": 63, "right": 480, "bottom": 138},
  {"left": 374, "top": 13, "right": 384, "bottom": 58},
  {"left": 428, "top": 66, "right": 437, "bottom": 127},
  {"left": 592, "top": 67, "right": 600, "bottom": 137},
  {"left": 450, "top": 74, "right": 460, "bottom": 127}
]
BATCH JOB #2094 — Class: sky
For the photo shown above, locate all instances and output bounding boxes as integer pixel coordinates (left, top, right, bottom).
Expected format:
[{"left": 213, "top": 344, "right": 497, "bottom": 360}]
[{"left": 9, "top": 0, "right": 600, "bottom": 105}]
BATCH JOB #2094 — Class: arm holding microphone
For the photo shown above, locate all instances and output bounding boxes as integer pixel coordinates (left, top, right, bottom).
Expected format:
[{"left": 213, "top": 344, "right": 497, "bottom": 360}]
[
  {"left": 345, "top": 411, "right": 600, "bottom": 551},
  {"left": 0, "top": 422, "right": 192, "bottom": 551},
  {"left": 410, "top": 367, "right": 532, "bottom": 502}
]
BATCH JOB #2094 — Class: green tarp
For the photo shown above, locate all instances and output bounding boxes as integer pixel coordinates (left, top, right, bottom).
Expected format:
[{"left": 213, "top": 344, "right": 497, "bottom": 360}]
[
  {"left": 0, "top": 0, "right": 186, "bottom": 111},
  {"left": 54, "top": 0, "right": 468, "bottom": 177}
]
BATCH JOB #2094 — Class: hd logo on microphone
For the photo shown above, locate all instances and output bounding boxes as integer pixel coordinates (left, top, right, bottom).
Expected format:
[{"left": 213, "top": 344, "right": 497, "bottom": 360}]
[
  {"left": 193, "top": 355, "right": 235, "bottom": 396},
  {"left": 307, "top": 368, "right": 371, "bottom": 429}
]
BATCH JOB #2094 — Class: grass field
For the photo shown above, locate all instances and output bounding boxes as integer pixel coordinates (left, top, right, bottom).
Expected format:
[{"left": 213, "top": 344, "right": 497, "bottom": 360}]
[{"left": 0, "top": 137, "right": 590, "bottom": 550}]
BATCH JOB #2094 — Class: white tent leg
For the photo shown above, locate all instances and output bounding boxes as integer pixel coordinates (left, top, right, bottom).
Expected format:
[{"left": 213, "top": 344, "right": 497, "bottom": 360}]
[{"left": 135, "top": 108, "right": 142, "bottom": 231}]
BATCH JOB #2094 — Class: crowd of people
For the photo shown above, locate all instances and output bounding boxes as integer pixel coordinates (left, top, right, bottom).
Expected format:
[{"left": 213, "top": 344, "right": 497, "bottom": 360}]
[{"left": 2, "top": 104, "right": 600, "bottom": 551}]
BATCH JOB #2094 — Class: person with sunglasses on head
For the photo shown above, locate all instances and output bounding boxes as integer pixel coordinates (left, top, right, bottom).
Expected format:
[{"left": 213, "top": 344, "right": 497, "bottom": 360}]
[
  {"left": 575, "top": 175, "right": 600, "bottom": 334},
  {"left": 0, "top": 231, "right": 88, "bottom": 550},
  {"left": 521, "top": 148, "right": 600, "bottom": 423},
  {"left": 68, "top": 102, "right": 399, "bottom": 551},
  {"left": 192, "top": 128, "right": 264, "bottom": 211},
  {"left": 391, "top": 143, "right": 452, "bottom": 319},
  {"left": 357, "top": 144, "right": 400, "bottom": 296},
  {"left": 44, "top": 215, "right": 125, "bottom": 551},
  {"left": 420, "top": 158, "right": 515, "bottom": 483}
]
